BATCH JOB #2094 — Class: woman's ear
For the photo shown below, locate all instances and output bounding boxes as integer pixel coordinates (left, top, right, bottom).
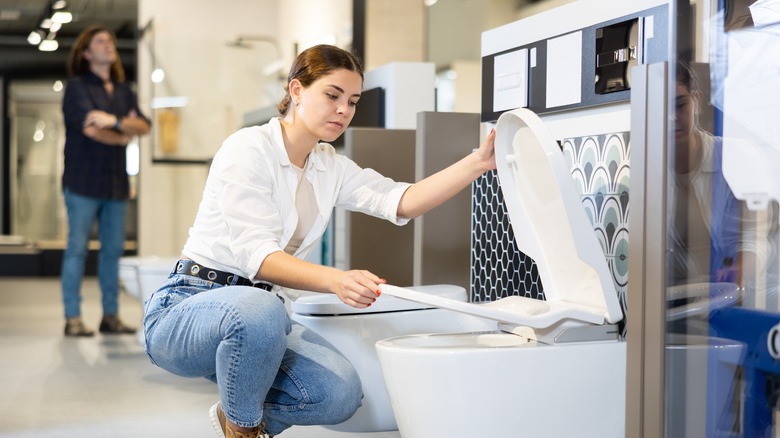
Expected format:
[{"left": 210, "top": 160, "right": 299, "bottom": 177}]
[{"left": 289, "top": 79, "right": 303, "bottom": 103}]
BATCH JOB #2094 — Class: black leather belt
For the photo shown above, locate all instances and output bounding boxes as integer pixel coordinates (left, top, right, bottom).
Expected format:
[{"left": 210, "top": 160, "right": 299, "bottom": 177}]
[{"left": 175, "top": 259, "right": 272, "bottom": 291}]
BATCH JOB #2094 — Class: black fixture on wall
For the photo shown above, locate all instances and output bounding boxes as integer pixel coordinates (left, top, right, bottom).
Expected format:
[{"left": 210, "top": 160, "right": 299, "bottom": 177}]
[{"left": 351, "top": 0, "right": 366, "bottom": 65}]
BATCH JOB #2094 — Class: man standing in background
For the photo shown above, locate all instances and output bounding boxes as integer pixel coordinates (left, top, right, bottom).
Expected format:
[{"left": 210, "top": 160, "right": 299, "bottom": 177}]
[{"left": 60, "top": 25, "right": 150, "bottom": 337}]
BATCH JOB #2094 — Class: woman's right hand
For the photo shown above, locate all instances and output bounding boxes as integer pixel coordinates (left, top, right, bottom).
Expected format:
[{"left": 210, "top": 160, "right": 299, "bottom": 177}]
[
  {"left": 332, "top": 269, "right": 386, "bottom": 309},
  {"left": 257, "top": 251, "right": 386, "bottom": 308}
]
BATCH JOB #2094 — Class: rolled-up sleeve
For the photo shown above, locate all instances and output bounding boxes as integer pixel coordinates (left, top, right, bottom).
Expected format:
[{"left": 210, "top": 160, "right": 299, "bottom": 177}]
[{"left": 335, "top": 157, "right": 411, "bottom": 226}]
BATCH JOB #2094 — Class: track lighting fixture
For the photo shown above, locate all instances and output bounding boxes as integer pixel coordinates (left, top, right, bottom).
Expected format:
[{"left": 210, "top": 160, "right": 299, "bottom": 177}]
[{"left": 27, "top": 1, "right": 73, "bottom": 52}]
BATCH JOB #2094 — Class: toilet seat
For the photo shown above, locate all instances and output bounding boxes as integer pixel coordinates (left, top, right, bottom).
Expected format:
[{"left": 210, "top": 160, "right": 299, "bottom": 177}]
[
  {"left": 381, "top": 108, "right": 623, "bottom": 334},
  {"left": 291, "top": 284, "right": 468, "bottom": 316}
]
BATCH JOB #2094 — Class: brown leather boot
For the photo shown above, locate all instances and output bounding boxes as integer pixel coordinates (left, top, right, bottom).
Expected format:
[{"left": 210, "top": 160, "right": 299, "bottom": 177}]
[
  {"left": 209, "top": 401, "right": 273, "bottom": 438},
  {"left": 98, "top": 315, "right": 136, "bottom": 334},
  {"left": 64, "top": 317, "right": 95, "bottom": 337}
]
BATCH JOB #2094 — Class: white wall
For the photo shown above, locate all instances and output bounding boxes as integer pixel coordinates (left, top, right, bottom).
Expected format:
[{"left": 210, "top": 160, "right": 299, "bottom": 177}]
[
  {"left": 136, "top": 0, "right": 352, "bottom": 256},
  {"left": 365, "top": 0, "right": 425, "bottom": 70},
  {"left": 277, "top": 0, "right": 353, "bottom": 65},
  {"left": 137, "top": 0, "right": 279, "bottom": 256}
]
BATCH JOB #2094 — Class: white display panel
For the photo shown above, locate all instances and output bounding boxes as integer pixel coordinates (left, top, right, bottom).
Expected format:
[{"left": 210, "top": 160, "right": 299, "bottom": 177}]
[{"left": 493, "top": 48, "right": 528, "bottom": 112}]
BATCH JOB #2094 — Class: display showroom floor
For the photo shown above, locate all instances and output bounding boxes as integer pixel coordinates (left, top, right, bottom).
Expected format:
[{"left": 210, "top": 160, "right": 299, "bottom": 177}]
[{"left": 0, "top": 277, "right": 400, "bottom": 438}]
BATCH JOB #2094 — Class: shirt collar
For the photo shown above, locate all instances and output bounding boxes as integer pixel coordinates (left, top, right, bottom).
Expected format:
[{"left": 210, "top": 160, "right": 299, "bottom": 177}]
[
  {"left": 84, "top": 71, "right": 113, "bottom": 85},
  {"left": 269, "top": 117, "right": 327, "bottom": 172}
]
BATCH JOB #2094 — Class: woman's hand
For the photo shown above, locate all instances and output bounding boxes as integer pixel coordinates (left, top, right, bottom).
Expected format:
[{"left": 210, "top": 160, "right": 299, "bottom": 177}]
[
  {"left": 396, "top": 128, "right": 497, "bottom": 219},
  {"left": 258, "top": 251, "right": 386, "bottom": 308},
  {"left": 475, "top": 128, "right": 496, "bottom": 172},
  {"left": 332, "top": 270, "right": 386, "bottom": 309}
]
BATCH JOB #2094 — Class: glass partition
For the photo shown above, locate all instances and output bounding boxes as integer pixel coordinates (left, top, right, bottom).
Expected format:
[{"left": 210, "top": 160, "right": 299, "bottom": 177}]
[
  {"left": 7, "top": 80, "right": 140, "bottom": 249},
  {"left": 667, "top": 0, "right": 780, "bottom": 436},
  {"left": 9, "top": 81, "right": 66, "bottom": 243}
]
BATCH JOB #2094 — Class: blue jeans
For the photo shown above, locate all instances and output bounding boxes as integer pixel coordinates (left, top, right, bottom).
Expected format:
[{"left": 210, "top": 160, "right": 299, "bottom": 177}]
[
  {"left": 143, "top": 274, "right": 363, "bottom": 435},
  {"left": 61, "top": 188, "right": 127, "bottom": 318}
]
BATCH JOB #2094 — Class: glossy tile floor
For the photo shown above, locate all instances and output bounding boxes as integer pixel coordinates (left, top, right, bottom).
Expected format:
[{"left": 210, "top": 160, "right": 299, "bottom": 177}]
[{"left": 0, "top": 277, "right": 400, "bottom": 438}]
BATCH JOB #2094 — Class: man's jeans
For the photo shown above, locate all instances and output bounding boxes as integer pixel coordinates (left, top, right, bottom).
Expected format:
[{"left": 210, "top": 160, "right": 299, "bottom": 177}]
[{"left": 61, "top": 188, "right": 127, "bottom": 318}]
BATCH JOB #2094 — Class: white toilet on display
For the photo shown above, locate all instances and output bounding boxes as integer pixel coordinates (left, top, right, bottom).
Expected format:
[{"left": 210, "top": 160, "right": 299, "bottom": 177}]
[
  {"left": 119, "top": 255, "right": 177, "bottom": 344},
  {"left": 375, "top": 108, "right": 747, "bottom": 437},
  {"left": 375, "top": 108, "right": 629, "bottom": 437},
  {"left": 290, "top": 285, "right": 496, "bottom": 433}
]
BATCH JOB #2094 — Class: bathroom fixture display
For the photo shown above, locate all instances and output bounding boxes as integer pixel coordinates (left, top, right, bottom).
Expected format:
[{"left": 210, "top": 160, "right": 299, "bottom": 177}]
[
  {"left": 290, "top": 285, "right": 495, "bottom": 433},
  {"left": 376, "top": 108, "right": 627, "bottom": 437},
  {"left": 376, "top": 108, "right": 747, "bottom": 437}
]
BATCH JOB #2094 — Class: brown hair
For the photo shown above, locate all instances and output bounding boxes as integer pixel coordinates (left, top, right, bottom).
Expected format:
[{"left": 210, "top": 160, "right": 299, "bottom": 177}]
[
  {"left": 277, "top": 44, "right": 363, "bottom": 115},
  {"left": 676, "top": 60, "right": 699, "bottom": 94},
  {"left": 66, "top": 25, "right": 125, "bottom": 82}
]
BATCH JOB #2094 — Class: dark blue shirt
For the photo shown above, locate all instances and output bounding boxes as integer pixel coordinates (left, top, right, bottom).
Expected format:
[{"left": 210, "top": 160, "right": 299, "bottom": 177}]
[{"left": 61, "top": 72, "right": 149, "bottom": 199}]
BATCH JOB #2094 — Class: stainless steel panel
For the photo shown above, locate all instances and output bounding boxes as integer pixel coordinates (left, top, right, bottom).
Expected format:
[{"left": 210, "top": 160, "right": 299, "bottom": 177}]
[{"left": 626, "top": 61, "right": 669, "bottom": 438}]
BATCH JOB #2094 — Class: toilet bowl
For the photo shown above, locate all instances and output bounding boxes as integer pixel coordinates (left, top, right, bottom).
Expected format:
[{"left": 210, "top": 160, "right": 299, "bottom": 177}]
[
  {"left": 375, "top": 108, "right": 626, "bottom": 437},
  {"left": 377, "top": 332, "right": 626, "bottom": 437},
  {"left": 290, "top": 284, "right": 496, "bottom": 433},
  {"left": 119, "top": 256, "right": 177, "bottom": 344}
]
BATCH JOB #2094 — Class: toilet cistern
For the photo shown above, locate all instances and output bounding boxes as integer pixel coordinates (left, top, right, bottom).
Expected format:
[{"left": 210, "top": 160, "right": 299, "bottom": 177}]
[{"left": 380, "top": 107, "right": 624, "bottom": 343}]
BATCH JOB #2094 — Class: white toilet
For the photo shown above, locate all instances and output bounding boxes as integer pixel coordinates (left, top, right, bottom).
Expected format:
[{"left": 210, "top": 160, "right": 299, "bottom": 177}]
[
  {"left": 290, "top": 285, "right": 496, "bottom": 433},
  {"left": 119, "top": 255, "right": 177, "bottom": 344},
  {"left": 375, "top": 108, "right": 746, "bottom": 437},
  {"left": 375, "top": 108, "right": 626, "bottom": 437}
]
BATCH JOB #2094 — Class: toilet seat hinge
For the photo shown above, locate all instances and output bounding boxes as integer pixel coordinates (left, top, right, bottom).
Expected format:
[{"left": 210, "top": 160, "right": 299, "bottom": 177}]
[{"left": 497, "top": 322, "right": 620, "bottom": 344}]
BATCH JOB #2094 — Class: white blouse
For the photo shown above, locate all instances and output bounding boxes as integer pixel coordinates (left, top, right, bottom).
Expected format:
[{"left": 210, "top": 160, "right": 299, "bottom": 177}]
[{"left": 182, "top": 117, "right": 411, "bottom": 285}]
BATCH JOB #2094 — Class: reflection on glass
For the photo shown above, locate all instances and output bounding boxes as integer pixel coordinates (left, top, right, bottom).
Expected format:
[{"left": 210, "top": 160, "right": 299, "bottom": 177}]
[{"left": 666, "top": 1, "right": 780, "bottom": 436}]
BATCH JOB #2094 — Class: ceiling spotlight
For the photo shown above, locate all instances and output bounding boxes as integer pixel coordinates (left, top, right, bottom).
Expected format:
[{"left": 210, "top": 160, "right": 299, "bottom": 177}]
[
  {"left": 27, "top": 30, "right": 44, "bottom": 45},
  {"left": 39, "top": 40, "right": 59, "bottom": 51},
  {"left": 52, "top": 1, "right": 68, "bottom": 9},
  {"left": 51, "top": 11, "right": 72, "bottom": 23}
]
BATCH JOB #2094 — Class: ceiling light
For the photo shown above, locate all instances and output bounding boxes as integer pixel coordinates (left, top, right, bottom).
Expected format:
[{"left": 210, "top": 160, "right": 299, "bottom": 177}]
[
  {"left": 49, "top": 22, "right": 62, "bottom": 32},
  {"left": 51, "top": 11, "right": 72, "bottom": 23},
  {"left": 27, "top": 30, "right": 44, "bottom": 45},
  {"left": 40, "top": 18, "right": 52, "bottom": 29},
  {"left": 39, "top": 40, "right": 58, "bottom": 51},
  {"left": 52, "top": 1, "right": 68, "bottom": 10}
]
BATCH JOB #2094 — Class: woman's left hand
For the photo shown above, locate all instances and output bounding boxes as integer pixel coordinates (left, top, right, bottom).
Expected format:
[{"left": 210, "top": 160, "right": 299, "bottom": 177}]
[{"left": 475, "top": 128, "right": 496, "bottom": 172}]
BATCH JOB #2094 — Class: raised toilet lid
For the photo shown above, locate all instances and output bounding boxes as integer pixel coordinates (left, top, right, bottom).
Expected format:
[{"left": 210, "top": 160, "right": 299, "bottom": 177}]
[
  {"left": 381, "top": 108, "right": 623, "bottom": 328},
  {"left": 291, "top": 284, "right": 467, "bottom": 316}
]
